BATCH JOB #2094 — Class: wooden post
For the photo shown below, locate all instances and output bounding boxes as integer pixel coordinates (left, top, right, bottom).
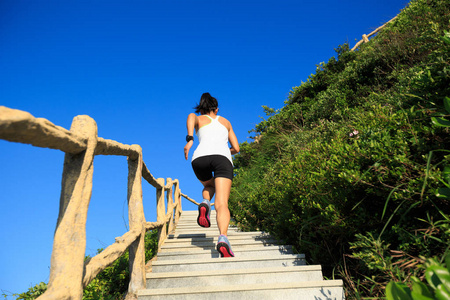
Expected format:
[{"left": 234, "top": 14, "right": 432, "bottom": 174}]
[
  {"left": 126, "top": 145, "right": 146, "bottom": 300},
  {"left": 166, "top": 178, "right": 175, "bottom": 234},
  {"left": 156, "top": 178, "right": 166, "bottom": 250},
  {"left": 174, "top": 180, "right": 181, "bottom": 226},
  {"left": 362, "top": 34, "right": 369, "bottom": 43},
  {"left": 39, "top": 115, "right": 97, "bottom": 300}
]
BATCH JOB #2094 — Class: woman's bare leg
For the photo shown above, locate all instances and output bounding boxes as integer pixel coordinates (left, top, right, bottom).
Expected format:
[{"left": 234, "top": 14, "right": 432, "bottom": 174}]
[
  {"left": 200, "top": 178, "right": 215, "bottom": 200},
  {"left": 213, "top": 177, "right": 232, "bottom": 236}
]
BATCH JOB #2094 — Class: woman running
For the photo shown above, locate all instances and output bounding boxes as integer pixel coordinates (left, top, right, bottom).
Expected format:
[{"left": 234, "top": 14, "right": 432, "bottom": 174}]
[{"left": 184, "top": 92, "right": 240, "bottom": 257}]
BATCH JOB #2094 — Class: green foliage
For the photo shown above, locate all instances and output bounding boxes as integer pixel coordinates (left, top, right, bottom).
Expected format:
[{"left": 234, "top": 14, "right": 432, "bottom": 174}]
[
  {"left": 13, "top": 282, "right": 47, "bottom": 300},
  {"left": 14, "top": 230, "right": 158, "bottom": 300},
  {"left": 431, "top": 96, "right": 450, "bottom": 199},
  {"left": 230, "top": 0, "right": 450, "bottom": 298},
  {"left": 84, "top": 229, "right": 158, "bottom": 300},
  {"left": 386, "top": 253, "right": 450, "bottom": 300}
]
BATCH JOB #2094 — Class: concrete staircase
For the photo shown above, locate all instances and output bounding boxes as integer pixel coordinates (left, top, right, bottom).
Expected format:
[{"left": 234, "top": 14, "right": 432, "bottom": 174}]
[{"left": 138, "top": 210, "right": 344, "bottom": 299}]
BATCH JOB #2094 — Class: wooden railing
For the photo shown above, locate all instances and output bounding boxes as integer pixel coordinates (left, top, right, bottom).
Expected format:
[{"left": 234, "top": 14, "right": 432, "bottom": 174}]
[
  {"left": 351, "top": 15, "right": 398, "bottom": 51},
  {"left": 0, "top": 106, "right": 195, "bottom": 300}
]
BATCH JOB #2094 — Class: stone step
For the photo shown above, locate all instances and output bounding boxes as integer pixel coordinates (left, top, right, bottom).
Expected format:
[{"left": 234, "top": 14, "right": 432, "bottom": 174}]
[
  {"left": 167, "top": 231, "right": 268, "bottom": 239},
  {"left": 175, "top": 225, "right": 220, "bottom": 230},
  {"left": 176, "top": 216, "right": 218, "bottom": 221},
  {"left": 179, "top": 210, "right": 217, "bottom": 215},
  {"left": 146, "top": 265, "right": 323, "bottom": 289},
  {"left": 174, "top": 222, "right": 234, "bottom": 228},
  {"left": 176, "top": 215, "right": 217, "bottom": 221},
  {"left": 176, "top": 221, "right": 223, "bottom": 227},
  {"left": 176, "top": 223, "right": 220, "bottom": 227},
  {"left": 175, "top": 221, "right": 232, "bottom": 226},
  {"left": 171, "top": 227, "right": 227, "bottom": 234},
  {"left": 176, "top": 218, "right": 218, "bottom": 224},
  {"left": 160, "top": 238, "right": 279, "bottom": 251},
  {"left": 138, "top": 280, "right": 344, "bottom": 300},
  {"left": 170, "top": 228, "right": 248, "bottom": 236},
  {"left": 157, "top": 245, "right": 293, "bottom": 261},
  {"left": 151, "top": 254, "right": 306, "bottom": 273},
  {"left": 159, "top": 242, "right": 284, "bottom": 253},
  {"left": 177, "top": 218, "right": 223, "bottom": 224},
  {"left": 163, "top": 233, "right": 273, "bottom": 244}
]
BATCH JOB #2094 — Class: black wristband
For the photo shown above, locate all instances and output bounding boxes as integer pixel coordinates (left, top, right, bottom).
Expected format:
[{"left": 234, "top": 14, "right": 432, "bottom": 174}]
[{"left": 186, "top": 135, "right": 194, "bottom": 142}]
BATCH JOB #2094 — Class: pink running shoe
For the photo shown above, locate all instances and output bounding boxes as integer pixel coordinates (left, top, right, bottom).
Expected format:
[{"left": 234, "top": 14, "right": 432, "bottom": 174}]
[
  {"left": 197, "top": 199, "right": 211, "bottom": 228},
  {"left": 217, "top": 234, "right": 234, "bottom": 257}
]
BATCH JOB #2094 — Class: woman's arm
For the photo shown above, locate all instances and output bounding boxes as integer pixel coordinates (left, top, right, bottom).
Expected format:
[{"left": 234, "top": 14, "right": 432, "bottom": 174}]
[
  {"left": 228, "top": 124, "right": 240, "bottom": 155},
  {"left": 184, "top": 113, "right": 197, "bottom": 160}
]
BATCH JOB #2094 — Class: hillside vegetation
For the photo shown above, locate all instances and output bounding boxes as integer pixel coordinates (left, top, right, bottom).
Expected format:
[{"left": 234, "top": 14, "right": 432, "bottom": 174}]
[{"left": 229, "top": 0, "right": 450, "bottom": 298}]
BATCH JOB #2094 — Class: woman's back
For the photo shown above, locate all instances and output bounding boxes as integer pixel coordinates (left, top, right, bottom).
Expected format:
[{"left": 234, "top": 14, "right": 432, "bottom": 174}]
[{"left": 192, "top": 115, "right": 232, "bottom": 163}]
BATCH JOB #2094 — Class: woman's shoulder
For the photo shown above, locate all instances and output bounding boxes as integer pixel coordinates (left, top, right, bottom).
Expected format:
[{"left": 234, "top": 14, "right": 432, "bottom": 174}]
[
  {"left": 217, "top": 115, "right": 231, "bottom": 129},
  {"left": 218, "top": 115, "right": 229, "bottom": 121},
  {"left": 187, "top": 112, "right": 198, "bottom": 121}
]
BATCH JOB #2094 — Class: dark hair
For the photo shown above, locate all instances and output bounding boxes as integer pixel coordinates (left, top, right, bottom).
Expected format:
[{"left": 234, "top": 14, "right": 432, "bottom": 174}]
[{"left": 194, "top": 93, "right": 218, "bottom": 114}]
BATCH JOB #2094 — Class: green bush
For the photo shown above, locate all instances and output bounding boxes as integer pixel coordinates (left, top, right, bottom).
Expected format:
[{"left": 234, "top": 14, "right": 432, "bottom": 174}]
[
  {"left": 229, "top": 0, "right": 450, "bottom": 298},
  {"left": 386, "top": 253, "right": 450, "bottom": 300}
]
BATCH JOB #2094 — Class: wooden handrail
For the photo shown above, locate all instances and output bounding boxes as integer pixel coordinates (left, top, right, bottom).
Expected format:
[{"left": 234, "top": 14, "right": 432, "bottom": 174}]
[
  {"left": 142, "top": 162, "right": 164, "bottom": 189},
  {"left": 351, "top": 15, "right": 398, "bottom": 51},
  {"left": 83, "top": 228, "right": 141, "bottom": 287},
  {"left": 0, "top": 106, "right": 87, "bottom": 153},
  {"left": 181, "top": 192, "right": 215, "bottom": 207},
  {"left": 0, "top": 106, "right": 195, "bottom": 300}
]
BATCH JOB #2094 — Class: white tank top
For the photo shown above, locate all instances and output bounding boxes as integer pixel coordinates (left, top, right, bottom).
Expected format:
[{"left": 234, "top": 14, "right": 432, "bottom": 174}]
[{"left": 191, "top": 115, "right": 233, "bottom": 164}]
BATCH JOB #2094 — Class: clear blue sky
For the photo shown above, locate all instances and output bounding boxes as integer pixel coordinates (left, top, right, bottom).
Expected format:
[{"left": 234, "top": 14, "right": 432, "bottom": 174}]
[{"left": 1, "top": 0, "right": 408, "bottom": 297}]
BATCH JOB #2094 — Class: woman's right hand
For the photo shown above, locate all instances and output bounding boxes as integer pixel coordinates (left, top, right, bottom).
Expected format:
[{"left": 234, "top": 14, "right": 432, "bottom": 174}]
[
  {"left": 185, "top": 113, "right": 197, "bottom": 160},
  {"left": 184, "top": 141, "right": 193, "bottom": 160}
]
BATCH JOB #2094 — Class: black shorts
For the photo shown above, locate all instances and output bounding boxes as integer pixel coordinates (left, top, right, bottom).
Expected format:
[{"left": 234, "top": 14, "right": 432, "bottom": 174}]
[{"left": 191, "top": 155, "right": 233, "bottom": 181}]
